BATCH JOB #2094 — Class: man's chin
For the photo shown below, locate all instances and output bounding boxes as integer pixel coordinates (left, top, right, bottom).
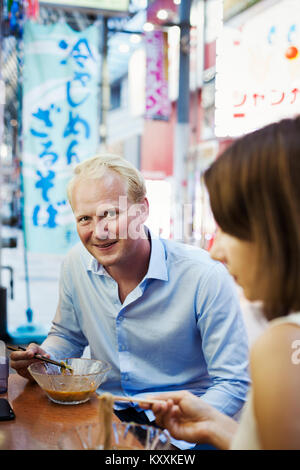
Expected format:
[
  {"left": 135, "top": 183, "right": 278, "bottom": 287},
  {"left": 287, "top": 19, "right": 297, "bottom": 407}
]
[{"left": 95, "top": 250, "right": 121, "bottom": 266}]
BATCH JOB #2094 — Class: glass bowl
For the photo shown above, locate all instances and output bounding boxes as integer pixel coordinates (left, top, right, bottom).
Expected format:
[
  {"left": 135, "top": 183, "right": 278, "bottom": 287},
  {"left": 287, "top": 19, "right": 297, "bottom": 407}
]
[
  {"left": 28, "top": 358, "right": 111, "bottom": 405},
  {"left": 58, "top": 421, "right": 170, "bottom": 450}
]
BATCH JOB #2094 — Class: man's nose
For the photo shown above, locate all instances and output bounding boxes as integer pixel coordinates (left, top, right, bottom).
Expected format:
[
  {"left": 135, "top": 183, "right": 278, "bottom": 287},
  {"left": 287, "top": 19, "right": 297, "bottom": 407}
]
[{"left": 94, "top": 218, "right": 109, "bottom": 240}]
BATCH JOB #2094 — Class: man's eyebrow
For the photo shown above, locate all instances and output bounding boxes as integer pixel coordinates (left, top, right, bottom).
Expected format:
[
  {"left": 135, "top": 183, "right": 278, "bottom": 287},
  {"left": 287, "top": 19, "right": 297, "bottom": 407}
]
[{"left": 96, "top": 205, "right": 120, "bottom": 214}]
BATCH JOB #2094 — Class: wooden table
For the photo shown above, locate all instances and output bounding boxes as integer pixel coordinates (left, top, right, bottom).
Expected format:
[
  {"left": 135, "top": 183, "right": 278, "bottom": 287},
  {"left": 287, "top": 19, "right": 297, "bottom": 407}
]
[{"left": 0, "top": 374, "right": 104, "bottom": 450}]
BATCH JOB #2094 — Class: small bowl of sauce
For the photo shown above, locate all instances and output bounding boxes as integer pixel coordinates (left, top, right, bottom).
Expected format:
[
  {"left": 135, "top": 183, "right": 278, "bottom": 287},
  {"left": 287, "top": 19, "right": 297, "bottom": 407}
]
[{"left": 28, "top": 358, "right": 111, "bottom": 405}]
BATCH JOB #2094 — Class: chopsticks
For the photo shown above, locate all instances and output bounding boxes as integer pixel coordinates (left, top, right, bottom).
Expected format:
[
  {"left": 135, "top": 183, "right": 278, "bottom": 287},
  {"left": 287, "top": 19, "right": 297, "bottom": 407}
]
[
  {"left": 112, "top": 395, "right": 165, "bottom": 406},
  {"left": 6, "top": 345, "right": 73, "bottom": 371}
]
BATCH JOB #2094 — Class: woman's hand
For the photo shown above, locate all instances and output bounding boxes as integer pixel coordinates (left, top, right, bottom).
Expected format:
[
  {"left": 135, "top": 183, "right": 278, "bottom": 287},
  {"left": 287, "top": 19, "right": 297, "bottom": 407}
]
[
  {"left": 10, "top": 343, "right": 50, "bottom": 380},
  {"left": 141, "top": 390, "right": 237, "bottom": 449}
]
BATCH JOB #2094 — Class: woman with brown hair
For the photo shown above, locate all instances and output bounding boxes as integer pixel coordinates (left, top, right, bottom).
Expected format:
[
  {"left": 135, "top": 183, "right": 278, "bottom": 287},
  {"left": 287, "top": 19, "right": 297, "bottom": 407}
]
[{"left": 142, "top": 117, "right": 300, "bottom": 449}]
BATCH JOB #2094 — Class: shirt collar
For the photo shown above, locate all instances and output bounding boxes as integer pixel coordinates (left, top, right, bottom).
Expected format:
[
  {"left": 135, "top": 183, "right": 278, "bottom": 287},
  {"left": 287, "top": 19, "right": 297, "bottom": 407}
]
[
  {"left": 145, "top": 231, "right": 168, "bottom": 281},
  {"left": 86, "top": 228, "right": 168, "bottom": 282},
  {"left": 87, "top": 255, "right": 109, "bottom": 277}
]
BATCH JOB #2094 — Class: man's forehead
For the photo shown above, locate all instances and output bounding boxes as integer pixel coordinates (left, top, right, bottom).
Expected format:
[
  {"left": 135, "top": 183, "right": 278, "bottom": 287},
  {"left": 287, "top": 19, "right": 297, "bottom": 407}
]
[
  {"left": 72, "top": 172, "right": 131, "bottom": 213},
  {"left": 96, "top": 170, "right": 128, "bottom": 193},
  {"left": 75, "top": 171, "right": 127, "bottom": 196},
  {"left": 95, "top": 174, "right": 129, "bottom": 206}
]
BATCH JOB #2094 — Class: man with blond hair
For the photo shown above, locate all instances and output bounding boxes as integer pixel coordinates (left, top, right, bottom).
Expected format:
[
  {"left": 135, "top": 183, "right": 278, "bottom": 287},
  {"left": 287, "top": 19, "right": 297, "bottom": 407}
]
[{"left": 11, "top": 154, "right": 250, "bottom": 449}]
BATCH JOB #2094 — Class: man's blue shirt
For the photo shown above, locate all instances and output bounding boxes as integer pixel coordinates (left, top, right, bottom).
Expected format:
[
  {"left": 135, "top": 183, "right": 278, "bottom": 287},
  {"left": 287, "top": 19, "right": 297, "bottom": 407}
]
[{"left": 42, "top": 234, "right": 250, "bottom": 419}]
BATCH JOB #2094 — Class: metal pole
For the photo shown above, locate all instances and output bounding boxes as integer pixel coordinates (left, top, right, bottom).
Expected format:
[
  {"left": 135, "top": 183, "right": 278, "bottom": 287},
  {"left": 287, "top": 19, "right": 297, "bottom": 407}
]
[
  {"left": 173, "top": 0, "right": 192, "bottom": 242},
  {"left": 0, "top": 0, "right": 4, "bottom": 287},
  {"left": 99, "top": 16, "right": 110, "bottom": 151},
  {"left": 0, "top": 4, "right": 10, "bottom": 341}
]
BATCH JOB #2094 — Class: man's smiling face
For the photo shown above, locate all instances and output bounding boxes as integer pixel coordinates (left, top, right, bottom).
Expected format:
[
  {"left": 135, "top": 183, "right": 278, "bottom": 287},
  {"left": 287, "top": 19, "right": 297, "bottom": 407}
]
[{"left": 71, "top": 170, "right": 148, "bottom": 269}]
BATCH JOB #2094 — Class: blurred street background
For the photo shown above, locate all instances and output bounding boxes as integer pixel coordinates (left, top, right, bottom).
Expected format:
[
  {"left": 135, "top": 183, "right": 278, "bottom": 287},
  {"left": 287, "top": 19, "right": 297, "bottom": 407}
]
[{"left": 2, "top": 225, "right": 62, "bottom": 336}]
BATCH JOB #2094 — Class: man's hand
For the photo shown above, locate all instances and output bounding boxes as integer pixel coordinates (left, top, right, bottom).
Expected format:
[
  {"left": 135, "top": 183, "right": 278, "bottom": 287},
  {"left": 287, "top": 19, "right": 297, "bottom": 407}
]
[{"left": 10, "top": 343, "right": 50, "bottom": 380}]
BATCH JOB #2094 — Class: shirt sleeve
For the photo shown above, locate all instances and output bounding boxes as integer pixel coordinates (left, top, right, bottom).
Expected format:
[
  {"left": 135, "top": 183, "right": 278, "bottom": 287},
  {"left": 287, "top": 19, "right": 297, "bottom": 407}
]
[
  {"left": 196, "top": 262, "right": 251, "bottom": 417},
  {"left": 41, "top": 258, "right": 88, "bottom": 360}
]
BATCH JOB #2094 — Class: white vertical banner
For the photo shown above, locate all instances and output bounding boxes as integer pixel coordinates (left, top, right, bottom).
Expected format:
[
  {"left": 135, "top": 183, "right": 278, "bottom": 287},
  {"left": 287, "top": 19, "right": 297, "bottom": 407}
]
[{"left": 22, "top": 20, "right": 100, "bottom": 253}]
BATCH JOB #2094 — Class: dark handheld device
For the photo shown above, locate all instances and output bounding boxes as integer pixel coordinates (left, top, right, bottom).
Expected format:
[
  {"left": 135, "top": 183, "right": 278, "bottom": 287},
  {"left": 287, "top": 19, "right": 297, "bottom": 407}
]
[{"left": 0, "top": 398, "right": 15, "bottom": 421}]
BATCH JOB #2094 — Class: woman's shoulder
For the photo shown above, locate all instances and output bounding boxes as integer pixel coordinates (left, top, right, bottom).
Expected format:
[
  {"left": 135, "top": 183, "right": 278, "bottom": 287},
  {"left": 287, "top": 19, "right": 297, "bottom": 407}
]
[
  {"left": 250, "top": 316, "right": 300, "bottom": 371},
  {"left": 249, "top": 315, "right": 300, "bottom": 449},
  {"left": 250, "top": 316, "right": 300, "bottom": 415},
  {"left": 251, "top": 313, "right": 300, "bottom": 360}
]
